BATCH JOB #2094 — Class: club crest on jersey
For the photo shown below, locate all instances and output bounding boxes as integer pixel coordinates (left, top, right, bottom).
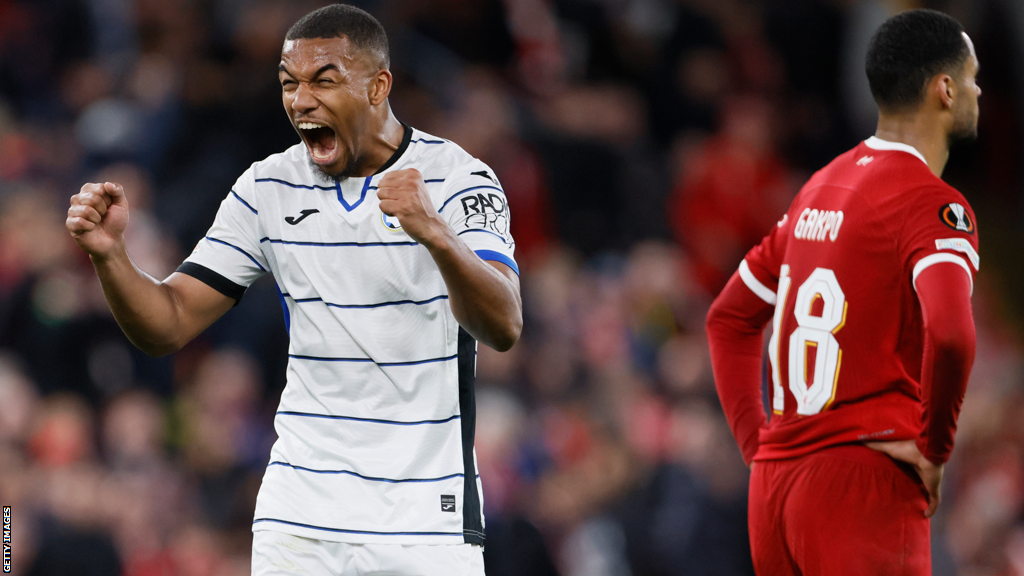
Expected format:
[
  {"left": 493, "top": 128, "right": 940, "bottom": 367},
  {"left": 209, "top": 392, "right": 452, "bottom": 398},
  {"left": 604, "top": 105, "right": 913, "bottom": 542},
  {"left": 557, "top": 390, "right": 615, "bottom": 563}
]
[
  {"left": 939, "top": 203, "right": 974, "bottom": 234},
  {"left": 381, "top": 211, "right": 402, "bottom": 231}
]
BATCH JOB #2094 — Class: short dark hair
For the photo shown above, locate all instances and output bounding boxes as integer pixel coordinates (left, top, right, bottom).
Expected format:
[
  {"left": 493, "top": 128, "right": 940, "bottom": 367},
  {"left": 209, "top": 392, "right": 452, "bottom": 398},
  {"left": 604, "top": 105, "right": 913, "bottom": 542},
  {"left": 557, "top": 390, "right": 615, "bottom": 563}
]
[
  {"left": 286, "top": 4, "right": 389, "bottom": 68},
  {"left": 865, "top": 9, "right": 969, "bottom": 111}
]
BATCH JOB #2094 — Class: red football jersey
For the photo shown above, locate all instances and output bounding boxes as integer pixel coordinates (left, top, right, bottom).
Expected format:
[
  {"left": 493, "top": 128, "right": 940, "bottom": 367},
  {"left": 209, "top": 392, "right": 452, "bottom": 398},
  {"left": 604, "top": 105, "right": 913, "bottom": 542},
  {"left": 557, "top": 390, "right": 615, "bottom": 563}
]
[{"left": 740, "top": 137, "right": 980, "bottom": 461}]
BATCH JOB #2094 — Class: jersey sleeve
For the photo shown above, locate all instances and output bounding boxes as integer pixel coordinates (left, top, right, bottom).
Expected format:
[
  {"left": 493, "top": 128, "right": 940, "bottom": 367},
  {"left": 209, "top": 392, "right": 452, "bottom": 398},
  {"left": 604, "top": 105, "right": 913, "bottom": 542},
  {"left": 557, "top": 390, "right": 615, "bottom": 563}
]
[
  {"left": 438, "top": 160, "right": 518, "bottom": 275},
  {"left": 737, "top": 211, "right": 790, "bottom": 304},
  {"left": 177, "top": 167, "right": 269, "bottom": 301},
  {"left": 707, "top": 271, "right": 776, "bottom": 465},
  {"left": 914, "top": 262, "right": 976, "bottom": 464},
  {"left": 898, "top": 186, "right": 980, "bottom": 295}
]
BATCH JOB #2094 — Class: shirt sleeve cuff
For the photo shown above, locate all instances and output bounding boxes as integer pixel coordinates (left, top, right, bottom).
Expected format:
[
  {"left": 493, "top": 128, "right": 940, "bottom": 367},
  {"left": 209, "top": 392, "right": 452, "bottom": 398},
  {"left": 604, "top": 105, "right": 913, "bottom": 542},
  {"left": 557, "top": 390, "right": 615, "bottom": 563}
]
[
  {"left": 177, "top": 262, "right": 247, "bottom": 304},
  {"left": 912, "top": 253, "right": 973, "bottom": 295},
  {"left": 474, "top": 250, "right": 519, "bottom": 275},
  {"left": 738, "top": 260, "right": 777, "bottom": 305}
]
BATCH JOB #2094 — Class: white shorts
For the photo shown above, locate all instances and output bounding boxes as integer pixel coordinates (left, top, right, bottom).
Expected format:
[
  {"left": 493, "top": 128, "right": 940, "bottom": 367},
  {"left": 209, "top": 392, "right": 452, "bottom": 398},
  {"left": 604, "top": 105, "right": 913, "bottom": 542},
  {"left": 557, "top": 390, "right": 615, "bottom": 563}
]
[{"left": 251, "top": 531, "right": 486, "bottom": 576}]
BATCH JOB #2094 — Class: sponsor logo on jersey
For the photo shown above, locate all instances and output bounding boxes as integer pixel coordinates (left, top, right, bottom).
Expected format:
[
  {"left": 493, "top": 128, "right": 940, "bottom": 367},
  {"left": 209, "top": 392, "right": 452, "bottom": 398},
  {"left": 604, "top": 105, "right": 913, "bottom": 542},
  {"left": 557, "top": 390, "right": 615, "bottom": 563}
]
[
  {"left": 285, "top": 209, "right": 319, "bottom": 225},
  {"left": 935, "top": 238, "right": 980, "bottom": 270},
  {"left": 939, "top": 202, "right": 974, "bottom": 234},
  {"left": 440, "top": 495, "right": 456, "bottom": 512},
  {"left": 461, "top": 192, "right": 510, "bottom": 237},
  {"left": 856, "top": 155, "right": 874, "bottom": 166},
  {"left": 471, "top": 170, "right": 498, "bottom": 184},
  {"left": 857, "top": 428, "right": 895, "bottom": 440},
  {"left": 793, "top": 208, "right": 844, "bottom": 242},
  {"left": 777, "top": 214, "right": 788, "bottom": 228},
  {"left": 381, "top": 211, "right": 402, "bottom": 231}
]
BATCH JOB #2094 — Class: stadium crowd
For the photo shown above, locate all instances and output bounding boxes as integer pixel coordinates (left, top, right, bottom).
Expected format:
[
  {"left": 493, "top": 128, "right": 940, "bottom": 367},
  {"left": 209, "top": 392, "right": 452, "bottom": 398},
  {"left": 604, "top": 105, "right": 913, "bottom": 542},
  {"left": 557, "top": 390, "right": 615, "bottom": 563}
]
[{"left": 2, "top": 0, "right": 1024, "bottom": 575}]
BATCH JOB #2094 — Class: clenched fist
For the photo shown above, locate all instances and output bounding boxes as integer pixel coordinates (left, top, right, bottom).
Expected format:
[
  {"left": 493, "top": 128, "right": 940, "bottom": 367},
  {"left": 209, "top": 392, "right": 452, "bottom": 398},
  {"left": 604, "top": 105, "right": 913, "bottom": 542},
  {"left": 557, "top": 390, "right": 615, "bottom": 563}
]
[
  {"left": 67, "top": 181, "right": 130, "bottom": 259},
  {"left": 376, "top": 168, "right": 447, "bottom": 246}
]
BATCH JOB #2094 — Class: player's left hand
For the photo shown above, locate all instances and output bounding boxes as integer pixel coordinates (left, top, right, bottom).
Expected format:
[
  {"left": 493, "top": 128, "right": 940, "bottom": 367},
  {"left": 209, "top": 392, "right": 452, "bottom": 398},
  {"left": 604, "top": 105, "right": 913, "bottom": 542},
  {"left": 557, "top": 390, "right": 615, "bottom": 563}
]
[
  {"left": 865, "top": 439, "right": 944, "bottom": 518},
  {"left": 376, "top": 168, "right": 447, "bottom": 246}
]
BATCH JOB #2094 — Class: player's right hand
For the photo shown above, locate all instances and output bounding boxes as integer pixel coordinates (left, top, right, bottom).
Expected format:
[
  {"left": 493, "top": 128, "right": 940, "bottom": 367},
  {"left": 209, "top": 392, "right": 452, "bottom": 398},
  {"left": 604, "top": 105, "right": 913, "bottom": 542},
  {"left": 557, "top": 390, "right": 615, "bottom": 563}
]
[
  {"left": 865, "top": 439, "right": 944, "bottom": 518},
  {"left": 67, "top": 182, "right": 130, "bottom": 258}
]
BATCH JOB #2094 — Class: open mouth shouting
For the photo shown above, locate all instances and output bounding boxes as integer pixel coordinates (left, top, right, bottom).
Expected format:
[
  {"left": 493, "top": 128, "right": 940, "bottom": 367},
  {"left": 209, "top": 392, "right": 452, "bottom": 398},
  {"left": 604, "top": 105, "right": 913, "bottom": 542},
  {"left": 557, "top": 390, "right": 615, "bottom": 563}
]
[{"left": 296, "top": 120, "right": 340, "bottom": 166}]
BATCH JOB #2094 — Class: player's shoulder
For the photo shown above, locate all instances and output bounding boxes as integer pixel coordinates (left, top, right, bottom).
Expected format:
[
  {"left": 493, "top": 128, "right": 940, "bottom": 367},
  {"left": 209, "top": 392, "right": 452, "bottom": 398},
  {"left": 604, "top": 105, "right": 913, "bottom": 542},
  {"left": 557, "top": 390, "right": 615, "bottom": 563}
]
[
  {"left": 901, "top": 176, "right": 970, "bottom": 207},
  {"left": 860, "top": 148, "right": 978, "bottom": 239},
  {"left": 898, "top": 180, "right": 976, "bottom": 238},
  {"left": 867, "top": 144, "right": 972, "bottom": 216},
  {"left": 808, "top": 139, "right": 961, "bottom": 200},
  {"left": 248, "top": 143, "right": 313, "bottom": 183},
  {"left": 230, "top": 144, "right": 327, "bottom": 205},
  {"left": 856, "top": 138, "right": 945, "bottom": 194},
  {"left": 404, "top": 128, "right": 480, "bottom": 169},
  {"left": 403, "top": 127, "right": 471, "bottom": 167},
  {"left": 401, "top": 127, "right": 502, "bottom": 194},
  {"left": 254, "top": 142, "right": 308, "bottom": 168}
]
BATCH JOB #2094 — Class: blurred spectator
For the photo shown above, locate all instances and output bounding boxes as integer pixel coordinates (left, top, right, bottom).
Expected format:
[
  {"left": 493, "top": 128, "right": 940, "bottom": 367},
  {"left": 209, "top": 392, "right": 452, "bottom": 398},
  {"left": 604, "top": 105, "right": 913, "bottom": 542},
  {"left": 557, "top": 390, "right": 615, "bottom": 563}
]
[
  {"left": 669, "top": 95, "right": 797, "bottom": 295},
  {"left": 477, "top": 387, "right": 561, "bottom": 576},
  {"left": 438, "top": 69, "right": 558, "bottom": 267},
  {"left": 0, "top": 354, "right": 38, "bottom": 445},
  {"left": 26, "top": 395, "right": 123, "bottom": 576},
  {"left": 175, "top": 349, "right": 269, "bottom": 531}
]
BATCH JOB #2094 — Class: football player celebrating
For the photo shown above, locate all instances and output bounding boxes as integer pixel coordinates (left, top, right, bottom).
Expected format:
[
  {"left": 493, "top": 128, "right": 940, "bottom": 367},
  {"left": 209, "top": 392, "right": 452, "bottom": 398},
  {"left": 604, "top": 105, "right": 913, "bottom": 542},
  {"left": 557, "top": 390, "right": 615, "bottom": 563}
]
[{"left": 67, "top": 5, "right": 521, "bottom": 575}]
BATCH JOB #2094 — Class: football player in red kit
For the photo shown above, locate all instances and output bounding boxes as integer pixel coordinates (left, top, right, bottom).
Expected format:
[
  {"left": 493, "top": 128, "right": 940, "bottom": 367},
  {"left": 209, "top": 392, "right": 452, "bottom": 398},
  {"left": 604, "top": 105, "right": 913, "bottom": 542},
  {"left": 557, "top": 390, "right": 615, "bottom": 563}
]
[{"left": 706, "top": 10, "right": 981, "bottom": 576}]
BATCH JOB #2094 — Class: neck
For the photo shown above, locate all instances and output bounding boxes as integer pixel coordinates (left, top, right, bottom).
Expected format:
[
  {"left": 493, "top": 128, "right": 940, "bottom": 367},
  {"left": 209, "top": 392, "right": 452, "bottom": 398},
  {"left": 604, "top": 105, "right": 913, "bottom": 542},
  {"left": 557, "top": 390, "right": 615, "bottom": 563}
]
[
  {"left": 350, "top": 106, "right": 405, "bottom": 177},
  {"left": 874, "top": 112, "right": 950, "bottom": 178}
]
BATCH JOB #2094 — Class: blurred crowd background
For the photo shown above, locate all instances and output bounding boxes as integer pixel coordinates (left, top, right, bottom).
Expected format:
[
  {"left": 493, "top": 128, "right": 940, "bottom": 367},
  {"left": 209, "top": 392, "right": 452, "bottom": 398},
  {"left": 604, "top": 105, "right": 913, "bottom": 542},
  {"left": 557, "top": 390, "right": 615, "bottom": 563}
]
[{"left": 2, "top": 0, "right": 1024, "bottom": 575}]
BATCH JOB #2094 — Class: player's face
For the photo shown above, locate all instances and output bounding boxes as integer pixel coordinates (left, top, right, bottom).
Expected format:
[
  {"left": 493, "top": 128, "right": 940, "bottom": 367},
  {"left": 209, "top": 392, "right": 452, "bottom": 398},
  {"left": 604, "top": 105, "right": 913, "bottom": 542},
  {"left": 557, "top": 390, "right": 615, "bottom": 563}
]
[
  {"left": 279, "top": 37, "right": 380, "bottom": 178},
  {"left": 949, "top": 32, "right": 981, "bottom": 145}
]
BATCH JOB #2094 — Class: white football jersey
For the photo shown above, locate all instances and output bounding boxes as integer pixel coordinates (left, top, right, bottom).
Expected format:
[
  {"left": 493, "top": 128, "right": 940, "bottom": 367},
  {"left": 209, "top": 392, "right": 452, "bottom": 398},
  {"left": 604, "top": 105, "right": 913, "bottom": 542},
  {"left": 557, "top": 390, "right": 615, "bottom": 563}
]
[{"left": 179, "top": 125, "right": 516, "bottom": 545}]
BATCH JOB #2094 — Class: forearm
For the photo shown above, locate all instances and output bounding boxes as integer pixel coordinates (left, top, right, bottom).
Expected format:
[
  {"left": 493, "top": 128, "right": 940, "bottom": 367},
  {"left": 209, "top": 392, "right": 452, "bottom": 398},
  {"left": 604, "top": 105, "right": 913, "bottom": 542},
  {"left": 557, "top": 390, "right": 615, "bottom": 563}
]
[
  {"left": 91, "top": 246, "right": 189, "bottom": 356},
  {"left": 68, "top": 180, "right": 235, "bottom": 355},
  {"left": 918, "top": 334, "right": 974, "bottom": 463},
  {"left": 707, "top": 272, "right": 774, "bottom": 465},
  {"left": 424, "top": 227, "right": 522, "bottom": 351},
  {"left": 915, "top": 263, "right": 976, "bottom": 464},
  {"left": 375, "top": 168, "right": 522, "bottom": 350},
  {"left": 708, "top": 322, "right": 767, "bottom": 465}
]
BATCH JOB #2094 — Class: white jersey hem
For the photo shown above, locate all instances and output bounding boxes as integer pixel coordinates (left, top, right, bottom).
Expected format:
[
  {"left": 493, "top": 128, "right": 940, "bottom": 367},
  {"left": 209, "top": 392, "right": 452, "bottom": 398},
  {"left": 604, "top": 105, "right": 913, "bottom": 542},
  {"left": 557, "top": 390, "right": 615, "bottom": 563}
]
[{"left": 252, "top": 521, "right": 470, "bottom": 546}]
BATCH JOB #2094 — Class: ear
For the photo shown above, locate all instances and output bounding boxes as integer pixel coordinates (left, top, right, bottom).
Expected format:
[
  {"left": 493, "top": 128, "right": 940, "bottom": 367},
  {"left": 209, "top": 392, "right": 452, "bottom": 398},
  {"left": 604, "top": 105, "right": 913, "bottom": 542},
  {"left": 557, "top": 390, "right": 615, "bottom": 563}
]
[
  {"left": 368, "top": 68, "right": 392, "bottom": 106},
  {"left": 935, "top": 73, "right": 957, "bottom": 111}
]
